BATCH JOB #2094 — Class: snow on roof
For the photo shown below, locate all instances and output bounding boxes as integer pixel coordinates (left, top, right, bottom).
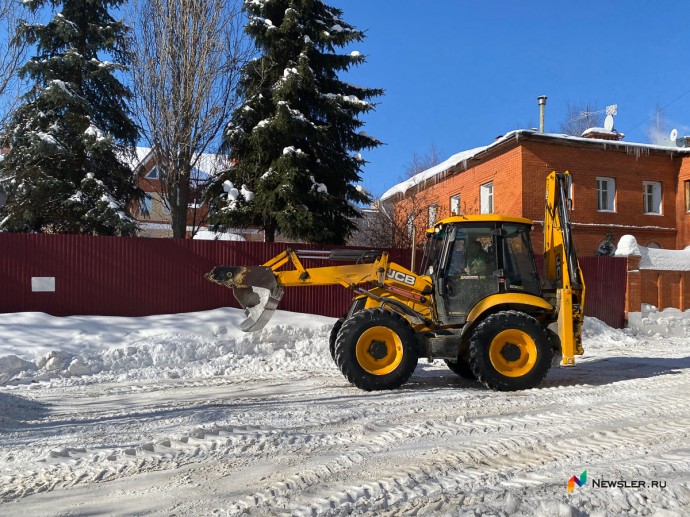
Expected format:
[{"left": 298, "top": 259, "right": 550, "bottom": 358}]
[
  {"left": 582, "top": 127, "right": 624, "bottom": 137},
  {"left": 615, "top": 235, "right": 690, "bottom": 270},
  {"left": 127, "top": 147, "right": 230, "bottom": 178},
  {"left": 380, "top": 144, "right": 489, "bottom": 201},
  {"left": 380, "top": 130, "right": 690, "bottom": 202}
]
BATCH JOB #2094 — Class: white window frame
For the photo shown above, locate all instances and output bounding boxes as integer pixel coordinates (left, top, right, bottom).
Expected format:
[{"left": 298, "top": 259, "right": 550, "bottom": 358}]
[
  {"left": 450, "top": 194, "right": 460, "bottom": 215},
  {"left": 428, "top": 204, "right": 438, "bottom": 227},
  {"left": 643, "top": 181, "right": 662, "bottom": 215},
  {"left": 480, "top": 182, "right": 493, "bottom": 214},
  {"left": 596, "top": 177, "right": 616, "bottom": 212}
]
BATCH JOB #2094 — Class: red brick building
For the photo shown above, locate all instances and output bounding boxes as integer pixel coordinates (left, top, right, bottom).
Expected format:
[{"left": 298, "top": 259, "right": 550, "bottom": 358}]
[{"left": 381, "top": 130, "right": 690, "bottom": 254}]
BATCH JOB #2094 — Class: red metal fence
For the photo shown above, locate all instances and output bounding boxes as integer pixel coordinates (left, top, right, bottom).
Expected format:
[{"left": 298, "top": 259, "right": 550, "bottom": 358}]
[{"left": 0, "top": 234, "right": 627, "bottom": 327}]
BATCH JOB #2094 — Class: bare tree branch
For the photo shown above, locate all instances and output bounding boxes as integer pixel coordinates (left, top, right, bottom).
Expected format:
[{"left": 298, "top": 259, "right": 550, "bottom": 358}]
[
  {"left": 560, "top": 101, "right": 604, "bottom": 137},
  {"left": 0, "top": 0, "right": 31, "bottom": 129},
  {"left": 351, "top": 146, "right": 444, "bottom": 249},
  {"left": 129, "top": 0, "right": 251, "bottom": 238}
]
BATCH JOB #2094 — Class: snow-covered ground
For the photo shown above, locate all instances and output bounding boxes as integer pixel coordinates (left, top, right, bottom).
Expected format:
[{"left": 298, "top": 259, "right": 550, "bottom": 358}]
[{"left": 1, "top": 306, "right": 689, "bottom": 516}]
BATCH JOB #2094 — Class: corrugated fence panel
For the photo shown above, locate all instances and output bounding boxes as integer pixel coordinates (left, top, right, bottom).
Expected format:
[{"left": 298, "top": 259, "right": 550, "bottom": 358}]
[
  {"left": 0, "top": 234, "right": 627, "bottom": 326},
  {"left": 0, "top": 234, "right": 418, "bottom": 319},
  {"left": 534, "top": 255, "right": 627, "bottom": 328},
  {"left": 579, "top": 256, "right": 628, "bottom": 329}
]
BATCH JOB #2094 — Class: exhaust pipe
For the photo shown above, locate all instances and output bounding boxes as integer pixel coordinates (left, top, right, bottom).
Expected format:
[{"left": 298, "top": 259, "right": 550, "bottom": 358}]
[{"left": 538, "top": 95, "right": 547, "bottom": 133}]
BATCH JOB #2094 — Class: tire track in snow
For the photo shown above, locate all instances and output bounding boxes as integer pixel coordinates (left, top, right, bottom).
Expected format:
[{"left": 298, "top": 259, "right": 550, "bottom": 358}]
[{"left": 2, "top": 367, "right": 690, "bottom": 510}]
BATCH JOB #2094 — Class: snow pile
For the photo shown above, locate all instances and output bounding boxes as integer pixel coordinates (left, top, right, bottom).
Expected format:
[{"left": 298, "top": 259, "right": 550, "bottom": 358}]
[
  {"left": 0, "top": 309, "right": 335, "bottom": 386},
  {"left": 2, "top": 306, "right": 689, "bottom": 386},
  {"left": 627, "top": 304, "right": 690, "bottom": 338},
  {"left": 192, "top": 229, "right": 245, "bottom": 241},
  {"left": 615, "top": 234, "right": 690, "bottom": 270}
]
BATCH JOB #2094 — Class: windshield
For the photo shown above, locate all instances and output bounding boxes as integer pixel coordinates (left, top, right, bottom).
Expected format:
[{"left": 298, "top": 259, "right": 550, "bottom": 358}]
[{"left": 419, "top": 226, "right": 445, "bottom": 275}]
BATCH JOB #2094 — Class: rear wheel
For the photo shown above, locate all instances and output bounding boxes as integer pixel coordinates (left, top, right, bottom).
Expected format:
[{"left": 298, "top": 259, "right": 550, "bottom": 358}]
[
  {"left": 444, "top": 357, "right": 476, "bottom": 379},
  {"left": 335, "top": 308, "right": 418, "bottom": 391},
  {"left": 468, "top": 310, "right": 552, "bottom": 391},
  {"left": 329, "top": 315, "right": 346, "bottom": 363}
]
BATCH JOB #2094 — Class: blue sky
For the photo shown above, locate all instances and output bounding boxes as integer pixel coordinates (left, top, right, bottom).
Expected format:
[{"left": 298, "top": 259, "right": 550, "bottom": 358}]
[{"left": 332, "top": 1, "right": 690, "bottom": 196}]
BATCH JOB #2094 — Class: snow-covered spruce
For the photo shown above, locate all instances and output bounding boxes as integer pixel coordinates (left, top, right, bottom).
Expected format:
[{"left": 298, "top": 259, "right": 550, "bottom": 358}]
[
  {"left": 207, "top": 0, "right": 382, "bottom": 244},
  {"left": 0, "top": 0, "right": 141, "bottom": 236}
]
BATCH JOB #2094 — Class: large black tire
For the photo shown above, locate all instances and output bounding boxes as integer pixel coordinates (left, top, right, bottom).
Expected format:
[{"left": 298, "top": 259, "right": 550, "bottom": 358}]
[
  {"left": 334, "top": 308, "right": 418, "bottom": 391},
  {"left": 468, "top": 310, "right": 552, "bottom": 391},
  {"left": 444, "top": 358, "right": 476, "bottom": 379},
  {"left": 546, "top": 326, "right": 562, "bottom": 368},
  {"left": 329, "top": 315, "right": 347, "bottom": 363}
]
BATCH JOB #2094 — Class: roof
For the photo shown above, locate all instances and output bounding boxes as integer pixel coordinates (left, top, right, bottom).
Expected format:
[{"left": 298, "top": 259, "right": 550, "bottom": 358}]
[
  {"left": 381, "top": 130, "right": 690, "bottom": 201},
  {"left": 127, "top": 146, "right": 230, "bottom": 179},
  {"left": 435, "top": 214, "right": 533, "bottom": 227}
]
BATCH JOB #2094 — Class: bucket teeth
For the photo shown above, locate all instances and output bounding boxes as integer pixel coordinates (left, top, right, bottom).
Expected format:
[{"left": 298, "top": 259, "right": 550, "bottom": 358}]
[{"left": 206, "top": 266, "right": 284, "bottom": 332}]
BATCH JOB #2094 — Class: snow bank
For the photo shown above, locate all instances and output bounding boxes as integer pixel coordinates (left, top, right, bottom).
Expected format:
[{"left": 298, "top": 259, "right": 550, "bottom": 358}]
[
  {"left": 0, "top": 308, "right": 336, "bottom": 385},
  {"left": 627, "top": 304, "right": 690, "bottom": 338},
  {"left": 2, "top": 306, "right": 688, "bottom": 386}
]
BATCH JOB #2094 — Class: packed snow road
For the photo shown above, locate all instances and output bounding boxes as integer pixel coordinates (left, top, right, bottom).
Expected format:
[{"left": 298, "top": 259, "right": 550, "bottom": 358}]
[{"left": 1, "top": 308, "right": 690, "bottom": 516}]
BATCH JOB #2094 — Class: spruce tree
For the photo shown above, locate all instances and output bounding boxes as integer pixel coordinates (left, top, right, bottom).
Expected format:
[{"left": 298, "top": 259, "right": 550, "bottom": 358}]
[
  {"left": 207, "top": 0, "right": 382, "bottom": 244},
  {"left": 0, "top": 0, "right": 141, "bottom": 235}
]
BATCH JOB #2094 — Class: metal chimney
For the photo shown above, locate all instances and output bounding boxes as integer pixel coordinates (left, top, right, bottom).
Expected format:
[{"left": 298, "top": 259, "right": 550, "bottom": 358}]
[{"left": 537, "top": 96, "right": 547, "bottom": 133}]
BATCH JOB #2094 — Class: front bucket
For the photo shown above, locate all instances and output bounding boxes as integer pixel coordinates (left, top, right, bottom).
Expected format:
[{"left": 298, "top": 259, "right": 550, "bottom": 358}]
[{"left": 206, "top": 266, "right": 285, "bottom": 332}]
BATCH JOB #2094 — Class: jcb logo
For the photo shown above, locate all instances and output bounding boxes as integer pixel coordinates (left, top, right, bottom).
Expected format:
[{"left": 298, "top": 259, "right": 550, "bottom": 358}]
[{"left": 387, "top": 268, "right": 416, "bottom": 286}]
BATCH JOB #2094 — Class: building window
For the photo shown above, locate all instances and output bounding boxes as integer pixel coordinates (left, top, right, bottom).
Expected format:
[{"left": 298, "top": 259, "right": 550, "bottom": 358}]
[
  {"left": 145, "top": 165, "right": 160, "bottom": 179},
  {"left": 139, "top": 194, "right": 152, "bottom": 217},
  {"left": 685, "top": 180, "right": 690, "bottom": 212},
  {"left": 643, "top": 181, "right": 662, "bottom": 215},
  {"left": 596, "top": 177, "right": 616, "bottom": 212},
  {"left": 160, "top": 198, "right": 170, "bottom": 216},
  {"left": 428, "top": 204, "right": 438, "bottom": 227},
  {"left": 450, "top": 194, "right": 460, "bottom": 215},
  {"left": 480, "top": 182, "right": 493, "bottom": 214},
  {"left": 406, "top": 212, "right": 415, "bottom": 238}
]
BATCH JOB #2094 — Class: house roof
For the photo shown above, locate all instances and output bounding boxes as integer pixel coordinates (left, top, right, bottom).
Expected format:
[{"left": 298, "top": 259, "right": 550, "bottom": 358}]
[
  {"left": 380, "top": 130, "right": 690, "bottom": 201},
  {"left": 128, "top": 146, "right": 230, "bottom": 181}
]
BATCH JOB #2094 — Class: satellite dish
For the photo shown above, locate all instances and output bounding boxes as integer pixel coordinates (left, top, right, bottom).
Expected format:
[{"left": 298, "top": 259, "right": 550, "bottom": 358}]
[
  {"left": 670, "top": 128, "right": 678, "bottom": 141},
  {"left": 604, "top": 114, "right": 614, "bottom": 131}
]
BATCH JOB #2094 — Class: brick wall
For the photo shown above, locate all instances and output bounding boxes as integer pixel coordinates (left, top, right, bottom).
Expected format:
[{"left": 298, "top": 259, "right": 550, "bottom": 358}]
[
  {"left": 678, "top": 159, "right": 690, "bottom": 248},
  {"left": 624, "top": 256, "right": 690, "bottom": 314},
  {"left": 391, "top": 136, "right": 688, "bottom": 257}
]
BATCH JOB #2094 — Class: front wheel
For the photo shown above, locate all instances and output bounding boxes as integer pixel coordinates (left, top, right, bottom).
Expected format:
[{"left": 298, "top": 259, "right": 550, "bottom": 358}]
[
  {"left": 468, "top": 311, "right": 552, "bottom": 391},
  {"left": 334, "top": 308, "right": 418, "bottom": 391}
]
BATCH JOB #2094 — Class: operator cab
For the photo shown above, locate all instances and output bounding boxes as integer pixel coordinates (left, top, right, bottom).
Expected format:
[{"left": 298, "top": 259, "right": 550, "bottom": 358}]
[{"left": 421, "top": 215, "right": 541, "bottom": 325}]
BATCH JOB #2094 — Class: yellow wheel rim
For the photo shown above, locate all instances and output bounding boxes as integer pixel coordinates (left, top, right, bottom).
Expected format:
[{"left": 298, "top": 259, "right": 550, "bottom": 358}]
[
  {"left": 355, "top": 326, "right": 404, "bottom": 375},
  {"left": 488, "top": 329, "right": 537, "bottom": 378}
]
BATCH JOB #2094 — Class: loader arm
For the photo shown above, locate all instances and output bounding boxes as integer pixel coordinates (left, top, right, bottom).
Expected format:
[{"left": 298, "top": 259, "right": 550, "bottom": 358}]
[
  {"left": 207, "top": 249, "right": 432, "bottom": 332},
  {"left": 543, "top": 171, "right": 586, "bottom": 365}
]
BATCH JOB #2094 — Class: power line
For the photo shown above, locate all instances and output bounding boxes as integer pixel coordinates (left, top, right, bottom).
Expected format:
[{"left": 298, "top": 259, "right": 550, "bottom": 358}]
[{"left": 623, "top": 87, "right": 690, "bottom": 135}]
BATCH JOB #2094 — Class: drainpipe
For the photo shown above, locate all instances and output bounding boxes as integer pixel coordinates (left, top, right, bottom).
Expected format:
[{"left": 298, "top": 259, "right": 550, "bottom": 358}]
[{"left": 537, "top": 96, "right": 547, "bottom": 133}]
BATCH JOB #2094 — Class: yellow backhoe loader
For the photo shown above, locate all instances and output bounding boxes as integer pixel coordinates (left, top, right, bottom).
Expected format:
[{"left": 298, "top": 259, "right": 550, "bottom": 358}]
[{"left": 207, "top": 171, "right": 585, "bottom": 391}]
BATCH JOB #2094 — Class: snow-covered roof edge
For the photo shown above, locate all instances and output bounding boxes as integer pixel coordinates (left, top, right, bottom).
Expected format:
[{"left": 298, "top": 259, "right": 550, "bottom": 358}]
[
  {"left": 381, "top": 130, "right": 690, "bottom": 202},
  {"left": 126, "top": 146, "right": 231, "bottom": 178}
]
